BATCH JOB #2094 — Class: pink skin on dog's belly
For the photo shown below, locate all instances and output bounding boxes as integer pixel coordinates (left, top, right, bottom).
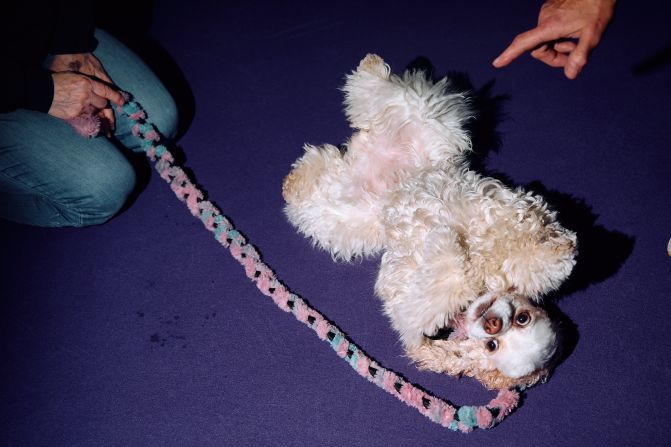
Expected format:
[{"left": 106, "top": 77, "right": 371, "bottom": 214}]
[
  {"left": 350, "top": 132, "right": 419, "bottom": 195},
  {"left": 352, "top": 137, "right": 412, "bottom": 194}
]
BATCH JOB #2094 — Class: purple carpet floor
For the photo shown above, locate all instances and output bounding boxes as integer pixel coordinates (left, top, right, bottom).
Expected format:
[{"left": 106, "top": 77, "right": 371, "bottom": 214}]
[{"left": 2, "top": 1, "right": 670, "bottom": 445}]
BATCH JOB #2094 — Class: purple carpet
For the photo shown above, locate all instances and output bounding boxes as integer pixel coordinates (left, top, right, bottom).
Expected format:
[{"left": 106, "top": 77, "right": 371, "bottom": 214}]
[{"left": 2, "top": 0, "right": 670, "bottom": 445}]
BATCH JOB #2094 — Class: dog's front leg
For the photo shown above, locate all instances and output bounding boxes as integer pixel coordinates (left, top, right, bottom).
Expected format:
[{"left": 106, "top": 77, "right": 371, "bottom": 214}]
[
  {"left": 488, "top": 192, "right": 577, "bottom": 298},
  {"left": 376, "top": 226, "right": 479, "bottom": 349}
]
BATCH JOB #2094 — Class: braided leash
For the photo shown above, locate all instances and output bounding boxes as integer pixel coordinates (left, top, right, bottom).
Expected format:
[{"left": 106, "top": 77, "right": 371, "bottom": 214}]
[{"left": 114, "top": 94, "right": 521, "bottom": 432}]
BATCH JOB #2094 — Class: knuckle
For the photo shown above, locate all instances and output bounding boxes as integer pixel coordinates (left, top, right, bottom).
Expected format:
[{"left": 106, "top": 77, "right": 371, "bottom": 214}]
[
  {"left": 76, "top": 90, "right": 89, "bottom": 103},
  {"left": 543, "top": 17, "right": 561, "bottom": 28},
  {"left": 589, "top": 33, "right": 602, "bottom": 47},
  {"left": 586, "top": 22, "right": 600, "bottom": 33},
  {"left": 512, "top": 34, "right": 526, "bottom": 45},
  {"left": 571, "top": 54, "right": 587, "bottom": 67}
]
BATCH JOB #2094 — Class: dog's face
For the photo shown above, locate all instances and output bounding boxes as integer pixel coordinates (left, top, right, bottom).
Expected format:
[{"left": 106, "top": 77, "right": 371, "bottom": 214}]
[{"left": 465, "top": 292, "right": 558, "bottom": 378}]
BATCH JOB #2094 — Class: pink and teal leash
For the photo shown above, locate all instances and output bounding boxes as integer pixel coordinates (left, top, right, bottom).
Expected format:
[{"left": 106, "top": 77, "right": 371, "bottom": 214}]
[{"left": 114, "top": 94, "right": 521, "bottom": 432}]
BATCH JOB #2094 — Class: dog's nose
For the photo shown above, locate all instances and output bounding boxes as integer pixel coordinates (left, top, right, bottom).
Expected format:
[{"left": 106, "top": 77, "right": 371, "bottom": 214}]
[{"left": 484, "top": 316, "right": 502, "bottom": 335}]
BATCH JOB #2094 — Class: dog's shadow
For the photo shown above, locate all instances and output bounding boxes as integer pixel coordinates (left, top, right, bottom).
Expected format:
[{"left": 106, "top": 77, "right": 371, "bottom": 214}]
[
  {"left": 406, "top": 56, "right": 635, "bottom": 364},
  {"left": 406, "top": 56, "right": 635, "bottom": 299}
]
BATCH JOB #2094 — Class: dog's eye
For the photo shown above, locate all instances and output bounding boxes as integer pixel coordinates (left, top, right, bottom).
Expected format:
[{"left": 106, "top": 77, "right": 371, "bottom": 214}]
[
  {"left": 515, "top": 311, "right": 531, "bottom": 326},
  {"left": 485, "top": 339, "right": 498, "bottom": 352}
]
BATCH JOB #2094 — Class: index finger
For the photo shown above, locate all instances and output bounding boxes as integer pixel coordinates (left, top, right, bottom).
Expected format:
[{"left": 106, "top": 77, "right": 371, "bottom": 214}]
[
  {"left": 95, "top": 68, "right": 113, "bottom": 85},
  {"left": 92, "top": 63, "right": 115, "bottom": 86},
  {"left": 493, "top": 26, "right": 562, "bottom": 67},
  {"left": 91, "top": 80, "right": 125, "bottom": 107}
]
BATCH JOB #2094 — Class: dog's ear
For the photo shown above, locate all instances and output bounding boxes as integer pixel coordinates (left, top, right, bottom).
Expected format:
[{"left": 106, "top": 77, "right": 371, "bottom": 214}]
[
  {"left": 410, "top": 338, "right": 551, "bottom": 391},
  {"left": 471, "top": 367, "right": 549, "bottom": 390},
  {"left": 409, "top": 339, "right": 483, "bottom": 376}
]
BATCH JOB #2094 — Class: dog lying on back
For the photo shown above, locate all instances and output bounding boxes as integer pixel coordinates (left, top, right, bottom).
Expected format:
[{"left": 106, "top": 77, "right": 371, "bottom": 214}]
[{"left": 283, "top": 54, "right": 576, "bottom": 389}]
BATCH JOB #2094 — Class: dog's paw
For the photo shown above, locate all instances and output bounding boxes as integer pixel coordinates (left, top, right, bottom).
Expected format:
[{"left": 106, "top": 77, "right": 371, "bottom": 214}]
[
  {"left": 357, "top": 54, "right": 390, "bottom": 79},
  {"left": 282, "top": 170, "right": 301, "bottom": 203},
  {"left": 282, "top": 144, "right": 343, "bottom": 204},
  {"left": 501, "top": 226, "right": 577, "bottom": 298},
  {"left": 408, "top": 342, "right": 449, "bottom": 373}
]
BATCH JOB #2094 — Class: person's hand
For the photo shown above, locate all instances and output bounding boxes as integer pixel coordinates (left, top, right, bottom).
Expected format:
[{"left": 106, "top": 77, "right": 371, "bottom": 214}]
[
  {"left": 492, "top": 0, "right": 616, "bottom": 79},
  {"left": 48, "top": 71, "right": 125, "bottom": 136},
  {"left": 49, "top": 53, "right": 122, "bottom": 135}
]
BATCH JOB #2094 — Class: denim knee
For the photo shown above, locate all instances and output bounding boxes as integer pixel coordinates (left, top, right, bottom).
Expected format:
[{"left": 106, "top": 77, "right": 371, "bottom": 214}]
[
  {"left": 93, "top": 29, "right": 180, "bottom": 143},
  {"left": 67, "top": 156, "right": 137, "bottom": 227},
  {"left": 1, "top": 108, "right": 138, "bottom": 227},
  {"left": 0, "top": 154, "right": 135, "bottom": 228},
  {"left": 149, "top": 93, "right": 179, "bottom": 141}
]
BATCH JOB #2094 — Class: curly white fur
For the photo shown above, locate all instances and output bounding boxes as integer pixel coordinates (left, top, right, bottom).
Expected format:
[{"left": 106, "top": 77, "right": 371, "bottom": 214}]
[{"left": 283, "top": 54, "right": 576, "bottom": 385}]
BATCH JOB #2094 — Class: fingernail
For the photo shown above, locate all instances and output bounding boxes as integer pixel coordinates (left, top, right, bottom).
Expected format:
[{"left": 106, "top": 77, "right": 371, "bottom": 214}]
[{"left": 492, "top": 57, "right": 501, "bottom": 66}]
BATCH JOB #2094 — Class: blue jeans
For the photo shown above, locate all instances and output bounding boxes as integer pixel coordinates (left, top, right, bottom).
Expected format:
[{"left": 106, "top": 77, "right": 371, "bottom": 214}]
[{"left": 0, "top": 29, "right": 178, "bottom": 227}]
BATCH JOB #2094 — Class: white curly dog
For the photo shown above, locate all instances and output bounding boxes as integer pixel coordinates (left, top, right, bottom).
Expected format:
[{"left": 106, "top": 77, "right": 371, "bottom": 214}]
[{"left": 283, "top": 54, "right": 577, "bottom": 388}]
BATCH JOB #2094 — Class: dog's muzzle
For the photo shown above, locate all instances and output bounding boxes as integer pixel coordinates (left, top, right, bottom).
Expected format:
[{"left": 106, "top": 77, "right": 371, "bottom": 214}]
[{"left": 466, "top": 293, "right": 514, "bottom": 339}]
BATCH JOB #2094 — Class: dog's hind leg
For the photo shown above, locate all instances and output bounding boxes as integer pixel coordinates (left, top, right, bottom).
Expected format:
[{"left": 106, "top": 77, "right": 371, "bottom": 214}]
[
  {"left": 283, "top": 143, "right": 386, "bottom": 260},
  {"left": 341, "top": 54, "right": 396, "bottom": 131},
  {"left": 343, "top": 54, "right": 472, "bottom": 167}
]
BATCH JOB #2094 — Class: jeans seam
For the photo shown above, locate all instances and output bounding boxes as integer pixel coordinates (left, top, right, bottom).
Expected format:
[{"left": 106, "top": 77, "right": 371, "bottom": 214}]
[{"left": 0, "top": 169, "right": 84, "bottom": 226}]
